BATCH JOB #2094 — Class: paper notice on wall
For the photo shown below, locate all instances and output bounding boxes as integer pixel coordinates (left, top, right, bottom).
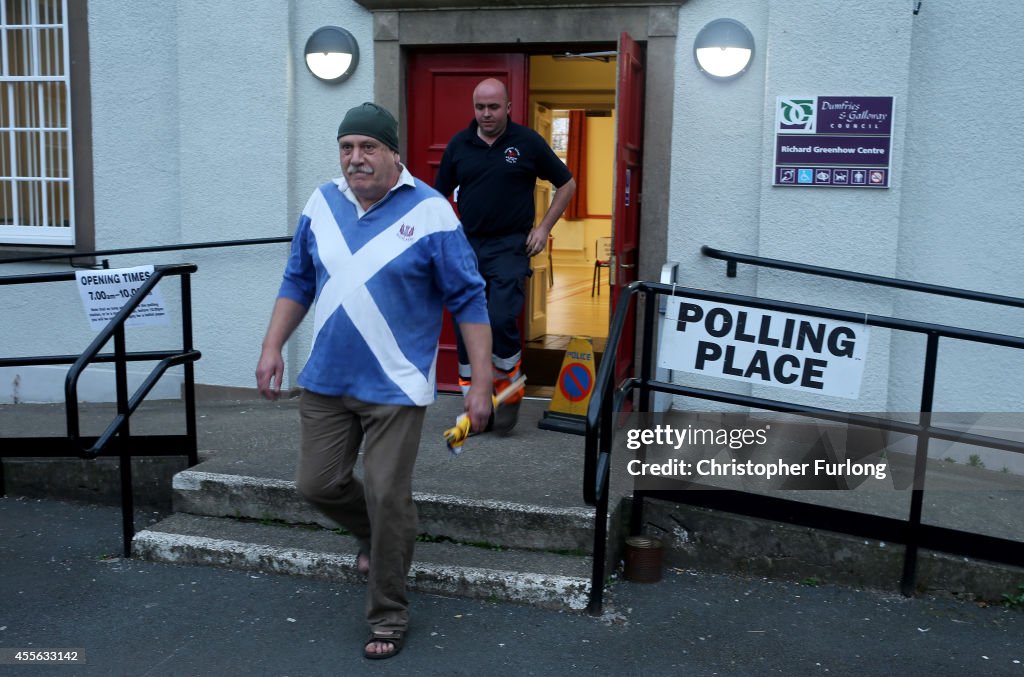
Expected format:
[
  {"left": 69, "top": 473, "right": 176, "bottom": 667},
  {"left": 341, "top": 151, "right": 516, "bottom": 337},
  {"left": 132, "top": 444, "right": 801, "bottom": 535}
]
[{"left": 75, "top": 265, "right": 169, "bottom": 330}]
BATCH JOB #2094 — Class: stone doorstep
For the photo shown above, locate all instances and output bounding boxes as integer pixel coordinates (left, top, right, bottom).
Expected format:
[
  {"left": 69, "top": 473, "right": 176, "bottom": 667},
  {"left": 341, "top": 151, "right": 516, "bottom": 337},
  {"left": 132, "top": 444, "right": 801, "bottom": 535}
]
[
  {"left": 171, "top": 469, "right": 600, "bottom": 555},
  {"left": 132, "top": 513, "right": 592, "bottom": 611}
]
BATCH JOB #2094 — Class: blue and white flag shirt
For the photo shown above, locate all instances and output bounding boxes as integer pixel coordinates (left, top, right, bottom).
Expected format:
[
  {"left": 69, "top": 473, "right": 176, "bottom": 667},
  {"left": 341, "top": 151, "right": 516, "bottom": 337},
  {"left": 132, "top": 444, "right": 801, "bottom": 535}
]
[{"left": 278, "top": 166, "right": 487, "bottom": 406}]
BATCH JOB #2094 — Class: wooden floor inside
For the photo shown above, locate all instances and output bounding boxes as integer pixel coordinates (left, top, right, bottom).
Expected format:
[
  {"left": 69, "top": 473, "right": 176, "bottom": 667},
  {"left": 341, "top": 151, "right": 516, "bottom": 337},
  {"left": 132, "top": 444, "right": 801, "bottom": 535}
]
[
  {"left": 538, "top": 255, "right": 611, "bottom": 341},
  {"left": 524, "top": 253, "right": 610, "bottom": 392}
]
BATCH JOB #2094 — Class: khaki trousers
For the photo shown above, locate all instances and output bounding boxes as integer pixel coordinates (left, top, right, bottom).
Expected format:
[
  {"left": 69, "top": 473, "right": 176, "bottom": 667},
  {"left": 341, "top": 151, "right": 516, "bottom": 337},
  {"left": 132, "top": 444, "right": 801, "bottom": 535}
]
[{"left": 296, "top": 390, "right": 425, "bottom": 632}]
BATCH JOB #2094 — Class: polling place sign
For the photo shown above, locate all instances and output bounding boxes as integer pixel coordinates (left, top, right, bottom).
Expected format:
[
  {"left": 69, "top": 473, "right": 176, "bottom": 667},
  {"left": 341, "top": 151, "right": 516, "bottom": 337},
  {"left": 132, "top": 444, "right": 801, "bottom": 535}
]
[{"left": 658, "top": 297, "right": 869, "bottom": 399}]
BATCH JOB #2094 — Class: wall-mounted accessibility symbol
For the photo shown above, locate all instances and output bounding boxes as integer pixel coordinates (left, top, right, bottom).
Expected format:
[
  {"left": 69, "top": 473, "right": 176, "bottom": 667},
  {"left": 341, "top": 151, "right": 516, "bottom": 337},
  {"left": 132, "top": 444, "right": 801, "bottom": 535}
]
[{"left": 798, "top": 168, "right": 813, "bottom": 184}]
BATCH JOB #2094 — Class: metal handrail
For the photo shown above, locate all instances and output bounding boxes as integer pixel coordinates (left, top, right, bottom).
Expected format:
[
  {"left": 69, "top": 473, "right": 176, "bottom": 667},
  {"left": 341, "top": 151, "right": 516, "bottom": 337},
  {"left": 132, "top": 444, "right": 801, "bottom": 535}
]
[
  {"left": 0, "top": 263, "right": 201, "bottom": 555},
  {"left": 701, "top": 244, "right": 1024, "bottom": 309},
  {"left": 0, "top": 236, "right": 292, "bottom": 267},
  {"left": 583, "top": 279, "right": 1024, "bottom": 614},
  {"left": 61, "top": 264, "right": 197, "bottom": 452},
  {"left": 586, "top": 281, "right": 1024, "bottom": 504}
]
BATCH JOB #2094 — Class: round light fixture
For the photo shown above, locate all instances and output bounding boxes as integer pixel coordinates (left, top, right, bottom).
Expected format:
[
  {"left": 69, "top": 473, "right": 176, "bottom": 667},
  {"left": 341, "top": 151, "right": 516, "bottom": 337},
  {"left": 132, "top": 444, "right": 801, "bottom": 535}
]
[
  {"left": 693, "top": 18, "right": 755, "bottom": 80},
  {"left": 304, "top": 26, "right": 359, "bottom": 83}
]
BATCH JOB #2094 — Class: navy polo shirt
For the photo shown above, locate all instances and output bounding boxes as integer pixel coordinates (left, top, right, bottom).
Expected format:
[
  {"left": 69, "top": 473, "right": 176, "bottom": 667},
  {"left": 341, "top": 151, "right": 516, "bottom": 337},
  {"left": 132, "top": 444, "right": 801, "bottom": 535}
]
[{"left": 434, "top": 119, "right": 573, "bottom": 238}]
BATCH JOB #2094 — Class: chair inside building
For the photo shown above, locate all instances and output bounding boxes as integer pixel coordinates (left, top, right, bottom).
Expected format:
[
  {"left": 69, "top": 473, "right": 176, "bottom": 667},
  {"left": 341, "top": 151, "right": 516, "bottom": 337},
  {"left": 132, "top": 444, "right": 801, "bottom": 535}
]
[{"left": 591, "top": 236, "right": 612, "bottom": 296}]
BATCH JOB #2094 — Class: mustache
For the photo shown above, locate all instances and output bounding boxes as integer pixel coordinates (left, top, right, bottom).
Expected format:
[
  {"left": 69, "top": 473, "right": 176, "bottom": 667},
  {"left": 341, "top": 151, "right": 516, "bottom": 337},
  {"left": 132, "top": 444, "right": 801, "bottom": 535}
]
[{"left": 346, "top": 165, "right": 374, "bottom": 176}]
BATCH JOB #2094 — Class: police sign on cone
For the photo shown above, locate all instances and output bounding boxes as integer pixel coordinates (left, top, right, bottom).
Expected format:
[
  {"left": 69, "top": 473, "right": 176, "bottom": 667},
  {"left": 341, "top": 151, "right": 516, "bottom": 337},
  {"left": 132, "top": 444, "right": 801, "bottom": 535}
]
[{"left": 538, "top": 336, "right": 597, "bottom": 435}]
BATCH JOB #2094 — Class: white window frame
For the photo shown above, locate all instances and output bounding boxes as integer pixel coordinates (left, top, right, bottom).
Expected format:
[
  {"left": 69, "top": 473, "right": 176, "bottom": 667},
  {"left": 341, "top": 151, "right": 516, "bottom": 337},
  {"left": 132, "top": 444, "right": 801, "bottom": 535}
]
[
  {"left": 0, "top": 0, "right": 75, "bottom": 246},
  {"left": 550, "top": 109, "right": 570, "bottom": 160}
]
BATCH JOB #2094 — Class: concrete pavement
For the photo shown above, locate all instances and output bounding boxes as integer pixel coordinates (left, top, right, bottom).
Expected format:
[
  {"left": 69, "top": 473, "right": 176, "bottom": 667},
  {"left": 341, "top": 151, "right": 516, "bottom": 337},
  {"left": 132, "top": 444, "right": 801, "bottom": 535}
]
[{"left": 2, "top": 496, "right": 1022, "bottom": 676}]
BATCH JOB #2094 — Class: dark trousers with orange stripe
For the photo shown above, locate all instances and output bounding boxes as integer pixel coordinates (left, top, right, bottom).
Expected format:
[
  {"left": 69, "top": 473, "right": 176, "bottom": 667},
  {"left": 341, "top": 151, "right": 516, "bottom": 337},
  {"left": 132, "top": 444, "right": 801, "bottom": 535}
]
[{"left": 454, "top": 231, "right": 529, "bottom": 398}]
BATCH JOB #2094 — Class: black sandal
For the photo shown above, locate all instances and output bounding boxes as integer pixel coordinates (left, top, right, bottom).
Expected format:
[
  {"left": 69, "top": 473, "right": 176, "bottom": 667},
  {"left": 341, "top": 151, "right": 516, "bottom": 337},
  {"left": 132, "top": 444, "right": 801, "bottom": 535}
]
[{"left": 364, "top": 629, "right": 405, "bottom": 660}]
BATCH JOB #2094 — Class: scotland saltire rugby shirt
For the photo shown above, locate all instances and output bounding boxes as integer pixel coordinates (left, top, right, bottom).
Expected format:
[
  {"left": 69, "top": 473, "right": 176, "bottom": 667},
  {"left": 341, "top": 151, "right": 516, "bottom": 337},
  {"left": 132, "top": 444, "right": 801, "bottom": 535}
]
[{"left": 277, "top": 167, "right": 487, "bottom": 406}]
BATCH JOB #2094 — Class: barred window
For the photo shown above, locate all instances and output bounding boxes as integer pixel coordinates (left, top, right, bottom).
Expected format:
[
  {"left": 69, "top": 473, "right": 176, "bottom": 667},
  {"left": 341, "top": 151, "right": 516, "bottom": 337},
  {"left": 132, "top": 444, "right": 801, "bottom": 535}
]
[{"left": 0, "top": 0, "right": 74, "bottom": 245}]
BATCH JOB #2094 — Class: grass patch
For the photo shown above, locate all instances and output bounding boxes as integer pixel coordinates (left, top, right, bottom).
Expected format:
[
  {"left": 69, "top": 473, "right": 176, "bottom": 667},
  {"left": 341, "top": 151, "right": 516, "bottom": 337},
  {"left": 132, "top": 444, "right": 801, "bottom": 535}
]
[
  {"left": 549, "top": 547, "right": 589, "bottom": 557},
  {"left": 417, "top": 533, "right": 507, "bottom": 551},
  {"left": 1003, "top": 584, "right": 1024, "bottom": 610}
]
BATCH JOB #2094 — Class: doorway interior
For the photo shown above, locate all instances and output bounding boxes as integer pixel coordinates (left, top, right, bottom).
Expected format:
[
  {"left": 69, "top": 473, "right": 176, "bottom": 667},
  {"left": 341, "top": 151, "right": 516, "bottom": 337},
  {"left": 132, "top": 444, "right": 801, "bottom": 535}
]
[
  {"left": 524, "top": 52, "right": 617, "bottom": 390},
  {"left": 405, "top": 42, "right": 638, "bottom": 392}
]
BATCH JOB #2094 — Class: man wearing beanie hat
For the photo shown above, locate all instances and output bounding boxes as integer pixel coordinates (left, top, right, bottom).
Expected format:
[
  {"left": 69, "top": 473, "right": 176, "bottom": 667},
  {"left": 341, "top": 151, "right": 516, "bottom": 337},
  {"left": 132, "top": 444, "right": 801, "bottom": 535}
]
[
  {"left": 257, "top": 102, "right": 493, "bottom": 660},
  {"left": 336, "top": 101, "right": 400, "bottom": 152},
  {"left": 434, "top": 78, "right": 576, "bottom": 433}
]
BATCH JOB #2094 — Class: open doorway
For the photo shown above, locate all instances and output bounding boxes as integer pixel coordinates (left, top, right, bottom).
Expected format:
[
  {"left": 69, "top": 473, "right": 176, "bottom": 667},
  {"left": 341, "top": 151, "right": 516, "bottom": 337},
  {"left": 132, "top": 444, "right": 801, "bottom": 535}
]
[
  {"left": 405, "top": 39, "right": 643, "bottom": 392},
  {"left": 523, "top": 53, "right": 617, "bottom": 388}
]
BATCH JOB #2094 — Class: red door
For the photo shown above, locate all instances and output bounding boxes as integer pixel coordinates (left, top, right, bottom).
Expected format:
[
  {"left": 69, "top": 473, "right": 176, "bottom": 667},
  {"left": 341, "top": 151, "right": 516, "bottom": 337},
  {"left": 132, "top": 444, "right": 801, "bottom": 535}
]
[
  {"left": 406, "top": 53, "right": 528, "bottom": 391},
  {"left": 611, "top": 33, "right": 645, "bottom": 386}
]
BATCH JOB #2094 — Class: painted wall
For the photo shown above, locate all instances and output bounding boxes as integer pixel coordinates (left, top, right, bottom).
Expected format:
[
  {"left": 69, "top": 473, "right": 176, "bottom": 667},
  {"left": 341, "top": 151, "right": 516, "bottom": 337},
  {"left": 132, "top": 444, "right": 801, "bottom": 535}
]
[
  {"left": 0, "top": 0, "right": 375, "bottom": 402},
  {"left": 4, "top": 0, "right": 1021, "bottom": 415},
  {"left": 553, "top": 115, "right": 615, "bottom": 258},
  {"left": 667, "top": 0, "right": 1022, "bottom": 414},
  {"left": 529, "top": 55, "right": 615, "bottom": 259},
  {"left": 891, "top": 1, "right": 1024, "bottom": 413},
  {"left": 582, "top": 115, "right": 614, "bottom": 261}
]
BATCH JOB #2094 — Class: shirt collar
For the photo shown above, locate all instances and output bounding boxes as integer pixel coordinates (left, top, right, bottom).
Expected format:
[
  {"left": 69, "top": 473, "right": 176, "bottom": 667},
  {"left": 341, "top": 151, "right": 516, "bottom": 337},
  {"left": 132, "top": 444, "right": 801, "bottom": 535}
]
[
  {"left": 468, "top": 118, "right": 511, "bottom": 146},
  {"left": 334, "top": 164, "right": 415, "bottom": 218}
]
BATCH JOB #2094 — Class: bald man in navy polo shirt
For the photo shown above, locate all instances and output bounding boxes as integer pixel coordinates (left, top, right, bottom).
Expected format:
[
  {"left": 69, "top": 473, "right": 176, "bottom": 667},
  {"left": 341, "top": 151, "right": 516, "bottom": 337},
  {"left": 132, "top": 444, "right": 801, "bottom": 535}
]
[{"left": 434, "top": 78, "right": 576, "bottom": 433}]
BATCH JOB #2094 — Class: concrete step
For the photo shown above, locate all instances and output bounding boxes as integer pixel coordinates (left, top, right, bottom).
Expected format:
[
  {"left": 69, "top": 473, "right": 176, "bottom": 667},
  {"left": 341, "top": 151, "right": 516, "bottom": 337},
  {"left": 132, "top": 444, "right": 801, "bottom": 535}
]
[
  {"left": 172, "top": 469, "right": 597, "bottom": 554},
  {"left": 132, "top": 513, "right": 592, "bottom": 611}
]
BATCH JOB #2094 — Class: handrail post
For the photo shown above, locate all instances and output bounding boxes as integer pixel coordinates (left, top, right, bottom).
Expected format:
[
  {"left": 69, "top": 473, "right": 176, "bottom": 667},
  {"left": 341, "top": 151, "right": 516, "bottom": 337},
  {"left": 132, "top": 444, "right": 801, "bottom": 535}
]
[
  {"left": 114, "top": 323, "right": 135, "bottom": 557},
  {"left": 587, "top": 381, "right": 613, "bottom": 614},
  {"left": 585, "top": 282, "right": 644, "bottom": 614},
  {"left": 587, "top": 466, "right": 610, "bottom": 615},
  {"left": 640, "top": 290, "right": 656, "bottom": 414},
  {"left": 181, "top": 272, "right": 198, "bottom": 467},
  {"left": 900, "top": 332, "right": 939, "bottom": 596}
]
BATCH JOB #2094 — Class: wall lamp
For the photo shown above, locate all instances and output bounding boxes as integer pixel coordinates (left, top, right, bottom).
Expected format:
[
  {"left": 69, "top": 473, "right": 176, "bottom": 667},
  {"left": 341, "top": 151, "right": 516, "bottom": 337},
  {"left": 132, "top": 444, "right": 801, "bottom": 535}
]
[
  {"left": 693, "top": 18, "right": 755, "bottom": 80},
  {"left": 304, "top": 26, "right": 359, "bottom": 83}
]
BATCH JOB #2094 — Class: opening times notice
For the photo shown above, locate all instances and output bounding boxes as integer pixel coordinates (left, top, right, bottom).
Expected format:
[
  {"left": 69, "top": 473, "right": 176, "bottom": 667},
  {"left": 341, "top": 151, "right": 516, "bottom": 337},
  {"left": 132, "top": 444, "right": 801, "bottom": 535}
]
[{"left": 75, "top": 265, "right": 169, "bottom": 330}]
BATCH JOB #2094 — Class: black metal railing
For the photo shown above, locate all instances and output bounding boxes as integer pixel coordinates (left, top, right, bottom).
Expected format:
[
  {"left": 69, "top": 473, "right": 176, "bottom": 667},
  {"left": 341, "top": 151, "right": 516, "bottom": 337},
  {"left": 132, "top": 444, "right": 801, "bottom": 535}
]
[
  {"left": 701, "top": 244, "right": 1024, "bottom": 309},
  {"left": 0, "top": 236, "right": 292, "bottom": 268},
  {"left": 0, "top": 263, "right": 201, "bottom": 556},
  {"left": 583, "top": 280, "right": 1024, "bottom": 614}
]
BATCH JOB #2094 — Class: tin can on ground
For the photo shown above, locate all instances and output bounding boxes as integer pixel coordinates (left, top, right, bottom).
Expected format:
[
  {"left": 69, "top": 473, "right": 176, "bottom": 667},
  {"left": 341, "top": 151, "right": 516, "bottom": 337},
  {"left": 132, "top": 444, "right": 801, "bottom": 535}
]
[{"left": 623, "top": 536, "right": 663, "bottom": 583}]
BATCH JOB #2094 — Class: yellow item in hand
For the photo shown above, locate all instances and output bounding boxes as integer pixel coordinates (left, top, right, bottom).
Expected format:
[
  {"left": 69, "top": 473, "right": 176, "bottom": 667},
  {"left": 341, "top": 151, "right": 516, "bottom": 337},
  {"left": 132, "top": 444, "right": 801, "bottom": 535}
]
[{"left": 443, "top": 376, "right": 526, "bottom": 456}]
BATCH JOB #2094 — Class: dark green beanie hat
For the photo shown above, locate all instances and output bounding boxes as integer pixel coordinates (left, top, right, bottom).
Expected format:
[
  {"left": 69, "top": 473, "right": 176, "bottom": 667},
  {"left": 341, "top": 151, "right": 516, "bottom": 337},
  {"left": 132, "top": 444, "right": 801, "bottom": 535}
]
[{"left": 336, "top": 102, "right": 399, "bottom": 151}]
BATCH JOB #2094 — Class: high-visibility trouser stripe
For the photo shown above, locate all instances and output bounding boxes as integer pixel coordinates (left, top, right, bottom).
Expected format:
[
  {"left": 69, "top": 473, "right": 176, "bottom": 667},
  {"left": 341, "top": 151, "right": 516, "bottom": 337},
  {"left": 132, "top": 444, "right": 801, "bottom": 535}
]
[
  {"left": 492, "top": 351, "right": 521, "bottom": 373},
  {"left": 493, "top": 357, "right": 523, "bottom": 404},
  {"left": 458, "top": 355, "right": 522, "bottom": 398}
]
